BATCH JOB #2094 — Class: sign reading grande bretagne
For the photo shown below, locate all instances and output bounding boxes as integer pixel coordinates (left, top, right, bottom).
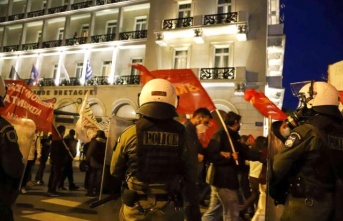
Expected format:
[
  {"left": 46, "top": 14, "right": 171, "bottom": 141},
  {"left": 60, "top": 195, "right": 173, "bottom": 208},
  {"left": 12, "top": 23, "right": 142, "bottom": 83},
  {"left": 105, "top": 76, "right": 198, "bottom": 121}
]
[{"left": 33, "top": 89, "right": 95, "bottom": 96}]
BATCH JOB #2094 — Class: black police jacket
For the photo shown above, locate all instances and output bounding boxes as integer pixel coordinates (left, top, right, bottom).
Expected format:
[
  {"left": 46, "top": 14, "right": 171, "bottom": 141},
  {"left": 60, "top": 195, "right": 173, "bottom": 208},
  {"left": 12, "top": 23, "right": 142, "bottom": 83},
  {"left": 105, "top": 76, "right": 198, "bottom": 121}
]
[{"left": 206, "top": 128, "right": 262, "bottom": 189}]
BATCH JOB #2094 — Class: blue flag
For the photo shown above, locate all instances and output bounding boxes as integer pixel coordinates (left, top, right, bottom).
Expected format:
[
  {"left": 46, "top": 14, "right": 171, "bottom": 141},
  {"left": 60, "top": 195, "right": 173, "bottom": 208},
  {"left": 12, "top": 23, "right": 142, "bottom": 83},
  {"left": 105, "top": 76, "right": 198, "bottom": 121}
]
[
  {"left": 85, "top": 61, "right": 92, "bottom": 80},
  {"left": 29, "top": 65, "right": 39, "bottom": 85}
]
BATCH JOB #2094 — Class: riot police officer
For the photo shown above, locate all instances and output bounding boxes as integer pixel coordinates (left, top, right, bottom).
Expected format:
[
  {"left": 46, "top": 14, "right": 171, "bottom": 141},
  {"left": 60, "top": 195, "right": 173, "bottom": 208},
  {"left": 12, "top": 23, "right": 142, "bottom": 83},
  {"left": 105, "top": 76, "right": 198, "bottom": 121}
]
[
  {"left": 270, "top": 81, "right": 343, "bottom": 221},
  {"left": 0, "top": 76, "right": 24, "bottom": 221},
  {"left": 110, "top": 78, "right": 201, "bottom": 221}
]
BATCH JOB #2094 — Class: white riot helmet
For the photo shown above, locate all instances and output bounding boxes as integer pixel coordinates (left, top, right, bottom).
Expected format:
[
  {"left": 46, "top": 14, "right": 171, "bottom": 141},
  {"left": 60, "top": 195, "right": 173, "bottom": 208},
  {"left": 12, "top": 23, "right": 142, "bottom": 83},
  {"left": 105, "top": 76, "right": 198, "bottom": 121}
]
[
  {"left": 0, "top": 75, "right": 6, "bottom": 107},
  {"left": 137, "top": 78, "right": 179, "bottom": 119},
  {"left": 298, "top": 81, "right": 342, "bottom": 119}
]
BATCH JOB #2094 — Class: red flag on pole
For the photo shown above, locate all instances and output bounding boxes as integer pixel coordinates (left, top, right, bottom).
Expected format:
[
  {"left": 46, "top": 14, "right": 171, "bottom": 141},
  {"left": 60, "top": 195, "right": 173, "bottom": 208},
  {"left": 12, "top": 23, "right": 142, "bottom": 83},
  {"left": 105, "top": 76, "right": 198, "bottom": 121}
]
[
  {"left": 244, "top": 88, "right": 287, "bottom": 121},
  {"left": 135, "top": 64, "right": 218, "bottom": 147},
  {"left": 0, "top": 80, "right": 54, "bottom": 132}
]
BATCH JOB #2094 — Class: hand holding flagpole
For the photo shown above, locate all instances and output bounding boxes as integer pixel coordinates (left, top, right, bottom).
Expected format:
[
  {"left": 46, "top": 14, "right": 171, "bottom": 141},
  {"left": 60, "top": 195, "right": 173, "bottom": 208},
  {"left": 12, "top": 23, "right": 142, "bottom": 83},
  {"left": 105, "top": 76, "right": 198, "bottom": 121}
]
[
  {"left": 52, "top": 123, "right": 74, "bottom": 160},
  {"left": 214, "top": 109, "right": 239, "bottom": 165}
]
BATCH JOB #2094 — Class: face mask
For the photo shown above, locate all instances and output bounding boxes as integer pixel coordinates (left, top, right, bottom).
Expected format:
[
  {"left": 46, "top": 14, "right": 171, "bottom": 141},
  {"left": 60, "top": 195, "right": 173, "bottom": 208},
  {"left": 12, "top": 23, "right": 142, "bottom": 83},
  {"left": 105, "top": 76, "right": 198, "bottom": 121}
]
[
  {"left": 196, "top": 124, "right": 208, "bottom": 134},
  {"left": 280, "top": 126, "right": 291, "bottom": 138}
]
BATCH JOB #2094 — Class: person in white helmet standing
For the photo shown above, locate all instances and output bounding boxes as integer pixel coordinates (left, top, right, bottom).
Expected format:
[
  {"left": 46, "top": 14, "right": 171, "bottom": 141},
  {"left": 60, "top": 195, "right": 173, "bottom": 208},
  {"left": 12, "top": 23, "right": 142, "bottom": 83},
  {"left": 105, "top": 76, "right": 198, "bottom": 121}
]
[
  {"left": 269, "top": 81, "right": 343, "bottom": 221},
  {"left": 110, "top": 78, "right": 201, "bottom": 221}
]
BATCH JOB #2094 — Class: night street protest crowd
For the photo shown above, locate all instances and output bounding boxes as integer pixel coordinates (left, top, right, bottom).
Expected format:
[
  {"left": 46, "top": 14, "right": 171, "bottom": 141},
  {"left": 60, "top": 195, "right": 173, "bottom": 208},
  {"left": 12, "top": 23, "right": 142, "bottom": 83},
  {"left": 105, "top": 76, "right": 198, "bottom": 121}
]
[{"left": 1, "top": 73, "right": 343, "bottom": 221}]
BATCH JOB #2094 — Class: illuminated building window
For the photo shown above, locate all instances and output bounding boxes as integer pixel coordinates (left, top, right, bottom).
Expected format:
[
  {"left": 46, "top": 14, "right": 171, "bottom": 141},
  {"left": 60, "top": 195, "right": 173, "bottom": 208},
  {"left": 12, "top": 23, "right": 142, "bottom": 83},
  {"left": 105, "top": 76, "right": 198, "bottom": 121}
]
[
  {"left": 101, "top": 61, "right": 112, "bottom": 77},
  {"left": 37, "top": 31, "right": 42, "bottom": 43},
  {"left": 214, "top": 48, "right": 229, "bottom": 67},
  {"left": 212, "top": 43, "right": 233, "bottom": 67},
  {"left": 173, "top": 49, "right": 188, "bottom": 69},
  {"left": 75, "top": 62, "right": 83, "bottom": 78},
  {"left": 57, "top": 28, "right": 64, "bottom": 40},
  {"left": 53, "top": 64, "right": 58, "bottom": 78},
  {"left": 130, "top": 58, "right": 143, "bottom": 76},
  {"left": 107, "top": 21, "right": 117, "bottom": 34},
  {"left": 42, "top": 1, "right": 47, "bottom": 9},
  {"left": 178, "top": 3, "right": 191, "bottom": 18},
  {"left": 135, "top": 17, "right": 147, "bottom": 31},
  {"left": 81, "top": 24, "right": 89, "bottom": 37},
  {"left": 218, "top": 0, "right": 232, "bottom": 13}
]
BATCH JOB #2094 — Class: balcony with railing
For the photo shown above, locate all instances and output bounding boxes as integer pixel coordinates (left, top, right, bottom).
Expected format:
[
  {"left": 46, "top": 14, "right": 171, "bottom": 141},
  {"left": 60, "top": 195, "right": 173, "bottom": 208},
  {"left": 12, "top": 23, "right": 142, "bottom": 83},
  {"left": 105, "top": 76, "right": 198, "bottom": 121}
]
[
  {"left": 48, "top": 5, "right": 68, "bottom": 14},
  {"left": 20, "top": 67, "right": 242, "bottom": 88},
  {"left": 37, "top": 78, "right": 56, "bottom": 86},
  {"left": 59, "top": 77, "right": 81, "bottom": 86},
  {"left": 66, "top": 37, "right": 87, "bottom": 46},
  {"left": 22, "top": 43, "right": 39, "bottom": 51},
  {"left": 3, "top": 45, "right": 19, "bottom": 52},
  {"left": 199, "top": 67, "right": 236, "bottom": 80},
  {"left": 96, "top": 0, "right": 129, "bottom": 4},
  {"left": 42, "top": 40, "right": 62, "bottom": 48},
  {"left": 8, "top": 13, "right": 24, "bottom": 21},
  {"left": 203, "top": 12, "right": 238, "bottom": 25},
  {"left": 85, "top": 76, "right": 110, "bottom": 85},
  {"left": 119, "top": 30, "right": 147, "bottom": 40},
  {"left": 71, "top": 1, "right": 93, "bottom": 10},
  {"left": 91, "top": 33, "right": 115, "bottom": 43},
  {"left": 162, "top": 17, "right": 193, "bottom": 30},
  {"left": 114, "top": 75, "right": 140, "bottom": 85},
  {"left": 27, "top": 9, "right": 45, "bottom": 18}
]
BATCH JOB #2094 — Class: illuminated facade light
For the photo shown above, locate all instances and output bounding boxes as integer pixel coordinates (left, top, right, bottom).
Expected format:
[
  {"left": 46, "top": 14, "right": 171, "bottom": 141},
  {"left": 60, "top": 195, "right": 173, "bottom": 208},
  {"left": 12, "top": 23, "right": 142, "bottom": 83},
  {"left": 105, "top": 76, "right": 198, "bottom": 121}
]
[
  {"left": 236, "top": 24, "right": 248, "bottom": 41},
  {"left": 234, "top": 82, "right": 246, "bottom": 96},
  {"left": 155, "top": 32, "right": 167, "bottom": 47},
  {"left": 193, "top": 28, "right": 204, "bottom": 44}
]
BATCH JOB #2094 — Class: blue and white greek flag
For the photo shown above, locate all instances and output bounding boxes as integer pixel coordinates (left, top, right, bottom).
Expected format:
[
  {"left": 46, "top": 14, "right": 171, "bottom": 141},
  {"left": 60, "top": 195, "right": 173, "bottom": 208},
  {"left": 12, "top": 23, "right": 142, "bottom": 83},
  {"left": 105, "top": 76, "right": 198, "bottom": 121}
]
[{"left": 85, "top": 61, "right": 93, "bottom": 80}]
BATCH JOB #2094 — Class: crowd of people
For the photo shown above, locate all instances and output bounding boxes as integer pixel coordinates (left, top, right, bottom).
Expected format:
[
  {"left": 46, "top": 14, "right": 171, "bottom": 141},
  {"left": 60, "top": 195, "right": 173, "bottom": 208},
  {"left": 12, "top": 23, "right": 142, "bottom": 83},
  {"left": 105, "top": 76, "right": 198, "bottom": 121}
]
[
  {"left": 1, "top": 78, "right": 343, "bottom": 221},
  {"left": 8, "top": 124, "right": 107, "bottom": 199}
]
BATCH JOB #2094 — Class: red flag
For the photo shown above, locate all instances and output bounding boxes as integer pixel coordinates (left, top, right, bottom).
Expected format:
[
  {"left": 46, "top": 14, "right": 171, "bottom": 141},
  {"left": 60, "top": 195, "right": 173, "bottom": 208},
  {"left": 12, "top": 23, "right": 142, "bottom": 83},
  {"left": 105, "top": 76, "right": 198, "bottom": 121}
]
[
  {"left": 0, "top": 80, "right": 54, "bottom": 132},
  {"left": 148, "top": 68, "right": 217, "bottom": 114},
  {"left": 132, "top": 63, "right": 154, "bottom": 85},
  {"left": 244, "top": 88, "right": 287, "bottom": 120},
  {"left": 135, "top": 64, "right": 218, "bottom": 147}
]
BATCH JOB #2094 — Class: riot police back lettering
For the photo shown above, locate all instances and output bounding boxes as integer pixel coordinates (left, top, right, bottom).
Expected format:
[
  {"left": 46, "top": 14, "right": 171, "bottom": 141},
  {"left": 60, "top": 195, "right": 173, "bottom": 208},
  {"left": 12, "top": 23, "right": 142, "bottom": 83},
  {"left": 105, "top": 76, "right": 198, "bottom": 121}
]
[{"left": 136, "top": 117, "right": 184, "bottom": 184}]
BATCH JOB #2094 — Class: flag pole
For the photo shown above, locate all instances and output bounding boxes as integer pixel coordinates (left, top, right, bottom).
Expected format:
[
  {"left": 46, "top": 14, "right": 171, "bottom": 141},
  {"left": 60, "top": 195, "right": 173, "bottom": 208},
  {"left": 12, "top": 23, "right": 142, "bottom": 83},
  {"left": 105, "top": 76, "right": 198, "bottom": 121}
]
[
  {"left": 214, "top": 109, "right": 239, "bottom": 165},
  {"left": 52, "top": 123, "right": 74, "bottom": 160}
]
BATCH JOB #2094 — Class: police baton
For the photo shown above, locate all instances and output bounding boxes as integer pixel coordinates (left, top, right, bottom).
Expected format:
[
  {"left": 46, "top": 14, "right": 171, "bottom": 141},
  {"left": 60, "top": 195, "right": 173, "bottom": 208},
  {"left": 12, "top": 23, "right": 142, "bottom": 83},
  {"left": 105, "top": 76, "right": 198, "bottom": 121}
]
[{"left": 89, "top": 194, "right": 120, "bottom": 208}]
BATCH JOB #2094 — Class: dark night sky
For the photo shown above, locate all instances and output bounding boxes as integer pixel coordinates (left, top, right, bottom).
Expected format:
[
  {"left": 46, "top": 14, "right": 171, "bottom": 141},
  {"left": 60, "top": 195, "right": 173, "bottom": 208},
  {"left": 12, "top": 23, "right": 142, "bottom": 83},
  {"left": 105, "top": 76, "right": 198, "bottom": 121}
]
[{"left": 281, "top": 0, "right": 343, "bottom": 110}]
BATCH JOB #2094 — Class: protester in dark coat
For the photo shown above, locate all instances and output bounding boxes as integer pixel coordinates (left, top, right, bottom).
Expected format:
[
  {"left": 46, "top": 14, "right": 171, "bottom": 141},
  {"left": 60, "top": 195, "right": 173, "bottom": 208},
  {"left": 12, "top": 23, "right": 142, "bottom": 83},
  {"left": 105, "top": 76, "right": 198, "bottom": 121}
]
[
  {"left": 85, "top": 130, "right": 107, "bottom": 197},
  {"left": 47, "top": 125, "right": 69, "bottom": 197}
]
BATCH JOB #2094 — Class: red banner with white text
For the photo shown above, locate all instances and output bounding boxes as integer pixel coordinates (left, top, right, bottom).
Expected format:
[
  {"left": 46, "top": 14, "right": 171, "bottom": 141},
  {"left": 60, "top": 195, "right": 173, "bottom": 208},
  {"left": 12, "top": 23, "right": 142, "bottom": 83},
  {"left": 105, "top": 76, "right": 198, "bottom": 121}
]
[{"left": 0, "top": 80, "right": 54, "bottom": 132}]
